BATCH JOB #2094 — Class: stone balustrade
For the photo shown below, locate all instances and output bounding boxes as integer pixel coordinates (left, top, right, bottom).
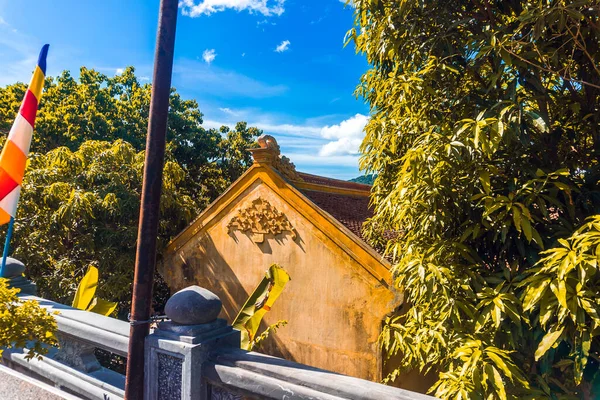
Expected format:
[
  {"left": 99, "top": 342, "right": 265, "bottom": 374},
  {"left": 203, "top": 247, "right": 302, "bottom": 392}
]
[
  {"left": 2, "top": 259, "right": 437, "bottom": 400},
  {"left": 3, "top": 293, "right": 128, "bottom": 399}
]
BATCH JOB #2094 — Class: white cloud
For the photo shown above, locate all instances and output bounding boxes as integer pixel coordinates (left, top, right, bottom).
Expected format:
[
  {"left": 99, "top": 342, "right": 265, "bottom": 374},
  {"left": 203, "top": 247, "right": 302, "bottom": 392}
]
[
  {"left": 241, "top": 52, "right": 246, "bottom": 57},
  {"left": 275, "top": 40, "right": 290, "bottom": 53},
  {"left": 200, "top": 111, "right": 366, "bottom": 178},
  {"left": 0, "top": 17, "right": 7, "bottom": 26},
  {"left": 204, "top": 119, "right": 321, "bottom": 137},
  {"left": 174, "top": 59, "right": 288, "bottom": 98},
  {"left": 319, "top": 113, "right": 369, "bottom": 156},
  {"left": 219, "top": 107, "right": 239, "bottom": 116},
  {"left": 202, "top": 49, "right": 217, "bottom": 64},
  {"left": 115, "top": 68, "right": 125, "bottom": 74},
  {"left": 180, "top": 0, "right": 285, "bottom": 17}
]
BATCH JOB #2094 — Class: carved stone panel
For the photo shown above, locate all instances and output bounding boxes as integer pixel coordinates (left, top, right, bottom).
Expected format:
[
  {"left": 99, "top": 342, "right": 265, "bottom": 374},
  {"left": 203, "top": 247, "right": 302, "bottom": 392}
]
[
  {"left": 53, "top": 333, "right": 102, "bottom": 373},
  {"left": 227, "top": 197, "right": 297, "bottom": 243}
]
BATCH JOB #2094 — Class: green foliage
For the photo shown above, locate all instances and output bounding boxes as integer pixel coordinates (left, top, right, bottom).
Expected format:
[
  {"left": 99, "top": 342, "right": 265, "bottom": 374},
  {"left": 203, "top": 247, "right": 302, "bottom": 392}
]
[
  {"left": 0, "top": 67, "right": 260, "bottom": 313},
  {"left": 13, "top": 140, "right": 192, "bottom": 309},
  {"left": 350, "top": 1, "right": 600, "bottom": 398},
  {"left": 0, "top": 279, "right": 57, "bottom": 360},
  {"left": 349, "top": 174, "right": 376, "bottom": 185},
  {"left": 251, "top": 320, "right": 288, "bottom": 351},
  {"left": 522, "top": 217, "right": 600, "bottom": 391}
]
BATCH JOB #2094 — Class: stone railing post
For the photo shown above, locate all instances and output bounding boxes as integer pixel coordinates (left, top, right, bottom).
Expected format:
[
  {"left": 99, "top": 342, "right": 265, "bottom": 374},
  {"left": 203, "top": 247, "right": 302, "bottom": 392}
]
[
  {"left": 2, "top": 257, "right": 36, "bottom": 295},
  {"left": 144, "top": 286, "right": 240, "bottom": 400}
]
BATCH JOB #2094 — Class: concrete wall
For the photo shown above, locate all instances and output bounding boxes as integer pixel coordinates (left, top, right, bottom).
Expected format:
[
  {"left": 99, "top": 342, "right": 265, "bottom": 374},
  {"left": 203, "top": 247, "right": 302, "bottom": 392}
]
[{"left": 161, "top": 179, "right": 401, "bottom": 382}]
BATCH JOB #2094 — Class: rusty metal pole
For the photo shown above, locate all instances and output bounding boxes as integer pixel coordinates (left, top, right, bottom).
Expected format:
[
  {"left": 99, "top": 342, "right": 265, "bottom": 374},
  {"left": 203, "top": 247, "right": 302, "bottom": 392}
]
[{"left": 124, "top": 0, "right": 178, "bottom": 399}]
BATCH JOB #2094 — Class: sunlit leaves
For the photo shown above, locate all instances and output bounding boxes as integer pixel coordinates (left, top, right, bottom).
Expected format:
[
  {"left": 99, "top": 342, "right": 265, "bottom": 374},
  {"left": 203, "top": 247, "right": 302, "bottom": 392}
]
[
  {"left": 11, "top": 140, "right": 198, "bottom": 310},
  {"left": 351, "top": 0, "right": 600, "bottom": 398},
  {"left": 522, "top": 216, "right": 600, "bottom": 384},
  {"left": 0, "top": 67, "right": 260, "bottom": 314},
  {"left": 71, "top": 265, "right": 117, "bottom": 316},
  {"left": 0, "top": 279, "right": 57, "bottom": 360}
]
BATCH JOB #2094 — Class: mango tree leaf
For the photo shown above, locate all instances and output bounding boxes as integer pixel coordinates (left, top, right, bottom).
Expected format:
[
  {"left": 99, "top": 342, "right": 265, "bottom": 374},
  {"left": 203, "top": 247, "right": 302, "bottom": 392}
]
[
  {"left": 535, "top": 326, "right": 564, "bottom": 361},
  {"left": 491, "top": 365, "right": 507, "bottom": 400}
]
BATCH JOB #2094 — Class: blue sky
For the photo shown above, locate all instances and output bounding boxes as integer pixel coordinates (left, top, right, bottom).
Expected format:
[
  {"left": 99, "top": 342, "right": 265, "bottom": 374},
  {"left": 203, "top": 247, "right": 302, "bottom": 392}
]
[{"left": 0, "top": 0, "right": 370, "bottom": 179}]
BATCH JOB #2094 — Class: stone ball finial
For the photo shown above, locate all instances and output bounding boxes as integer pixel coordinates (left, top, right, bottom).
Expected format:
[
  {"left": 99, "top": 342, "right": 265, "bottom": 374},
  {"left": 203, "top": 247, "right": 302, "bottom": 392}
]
[
  {"left": 2, "top": 257, "right": 25, "bottom": 278},
  {"left": 165, "top": 286, "right": 222, "bottom": 325}
]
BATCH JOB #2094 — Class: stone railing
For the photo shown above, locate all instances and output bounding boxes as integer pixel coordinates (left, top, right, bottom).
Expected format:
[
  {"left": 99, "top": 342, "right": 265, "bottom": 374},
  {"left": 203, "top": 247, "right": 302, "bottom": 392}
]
[
  {"left": 2, "top": 261, "right": 437, "bottom": 400},
  {"left": 2, "top": 258, "right": 127, "bottom": 399},
  {"left": 2, "top": 294, "right": 128, "bottom": 399}
]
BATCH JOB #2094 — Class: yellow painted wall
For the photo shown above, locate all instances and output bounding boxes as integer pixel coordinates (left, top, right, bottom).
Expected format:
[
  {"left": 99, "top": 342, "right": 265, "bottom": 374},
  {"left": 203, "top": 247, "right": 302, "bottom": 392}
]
[{"left": 161, "top": 179, "right": 401, "bottom": 382}]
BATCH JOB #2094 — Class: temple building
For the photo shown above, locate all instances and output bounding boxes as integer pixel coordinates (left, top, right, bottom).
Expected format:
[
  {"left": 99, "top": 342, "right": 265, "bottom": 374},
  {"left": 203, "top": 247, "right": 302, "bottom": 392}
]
[{"left": 160, "top": 135, "right": 404, "bottom": 385}]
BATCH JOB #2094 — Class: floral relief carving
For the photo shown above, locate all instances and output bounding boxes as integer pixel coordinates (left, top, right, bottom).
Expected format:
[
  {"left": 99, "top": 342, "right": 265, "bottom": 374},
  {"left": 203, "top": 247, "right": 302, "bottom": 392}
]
[{"left": 227, "top": 197, "right": 297, "bottom": 243}]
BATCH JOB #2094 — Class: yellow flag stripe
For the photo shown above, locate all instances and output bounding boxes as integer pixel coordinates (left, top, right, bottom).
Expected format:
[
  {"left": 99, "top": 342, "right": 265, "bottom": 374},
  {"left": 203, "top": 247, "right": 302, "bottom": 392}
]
[{"left": 28, "top": 66, "right": 45, "bottom": 100}]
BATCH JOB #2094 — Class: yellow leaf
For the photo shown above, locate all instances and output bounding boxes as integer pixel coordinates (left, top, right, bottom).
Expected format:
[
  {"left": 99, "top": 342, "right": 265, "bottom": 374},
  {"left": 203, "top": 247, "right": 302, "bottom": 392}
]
[
  {"left": 557, "top": 280, "right": 568, "bottom": 309},
  {"left": 491, "top": 365, "right": 507, "bottom": 400},
  {"left": 535, "top": 326, "right": 564, "bottom": 360},
  {"left": 72, "top": 265, "right": 98, "bottom": 310},
  {"left": 480, "top": 171, "right": 491, "bottom": 194},
  {"left": 232, "top": 264, "right": 291, "bottom": 350},
  {"left": 87, "top": 297, "right": 118, "bottom": 316},
  {"left": 521, "top": 216, "right": 532, "bottom": 243}
]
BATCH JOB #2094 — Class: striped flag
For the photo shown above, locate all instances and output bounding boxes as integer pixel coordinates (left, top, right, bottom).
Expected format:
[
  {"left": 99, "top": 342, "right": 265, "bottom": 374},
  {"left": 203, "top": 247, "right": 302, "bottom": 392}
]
[{"left": 0, "top": 44, "right": 49, "bottom": 225}]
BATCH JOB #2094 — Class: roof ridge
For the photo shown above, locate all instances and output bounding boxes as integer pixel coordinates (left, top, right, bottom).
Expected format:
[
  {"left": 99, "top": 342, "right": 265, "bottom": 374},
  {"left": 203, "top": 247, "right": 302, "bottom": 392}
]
[{"left": 295, "top": 172, "right": 372, "bottom": 192}]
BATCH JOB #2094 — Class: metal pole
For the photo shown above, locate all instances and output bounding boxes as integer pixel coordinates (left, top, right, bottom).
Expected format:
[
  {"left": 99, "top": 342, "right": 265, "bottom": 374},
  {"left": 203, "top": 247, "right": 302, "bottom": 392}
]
[
  {"left": 0, "top": 217, "right": 15, "bottom": 277},
  {"left": 124, "top": 0, "right": 178, "bottom": 398}
]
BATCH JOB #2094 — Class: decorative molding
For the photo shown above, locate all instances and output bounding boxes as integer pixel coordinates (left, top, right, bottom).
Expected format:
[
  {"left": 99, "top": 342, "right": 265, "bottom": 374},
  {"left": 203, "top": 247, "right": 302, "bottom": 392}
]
[
  {"left": 251, "top": 135, "right": 303, "bottom": 181},
  {"left": 256, "top": 134, "right": 279, "bottom": 152},
  {"left": 273, "top": 155, "right": 302, "bottom": 182},
  {"left": 53, "top": 333, "right": 101, "bottom": 373},
  {"left": 227, "top": 197, "right": 297, "bottom": 243}
]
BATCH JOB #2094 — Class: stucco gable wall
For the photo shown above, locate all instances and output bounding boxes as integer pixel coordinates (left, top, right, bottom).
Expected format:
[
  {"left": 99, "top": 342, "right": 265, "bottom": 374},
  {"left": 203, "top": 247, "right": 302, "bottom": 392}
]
[{"left": 161, "top": 178, "right": 401, "bottom": 382}]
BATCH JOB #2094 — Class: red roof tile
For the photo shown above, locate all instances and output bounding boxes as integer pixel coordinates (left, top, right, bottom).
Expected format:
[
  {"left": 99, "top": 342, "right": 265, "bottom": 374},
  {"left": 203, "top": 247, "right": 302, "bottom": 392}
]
[
  {"left": 297, "top": 188, "right": 373, "bottom": 246},
  {"left": 292, "top": 173, "right": 394, "bottom": 260}
]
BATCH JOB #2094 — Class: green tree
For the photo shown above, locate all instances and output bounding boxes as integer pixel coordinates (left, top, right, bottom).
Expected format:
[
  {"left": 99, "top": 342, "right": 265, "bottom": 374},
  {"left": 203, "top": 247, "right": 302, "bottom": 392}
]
[
  {"left": 0, "top": 67, "right": 260, "bottom": 312},
  {"left": 0, "top": 66, "right": 258, "bottom": 202},
  {"left": 350, "top": 1, "right": 600, "bottom": 398},
  {"left": 14, "top": 140, "right": 196, "bottom": 310}
]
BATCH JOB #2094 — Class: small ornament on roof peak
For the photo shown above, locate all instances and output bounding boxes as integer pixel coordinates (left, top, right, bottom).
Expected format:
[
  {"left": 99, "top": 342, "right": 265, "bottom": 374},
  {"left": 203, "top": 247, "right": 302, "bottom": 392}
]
[{"left": 250, "top": 134, "right": 303, "bottom": 182}]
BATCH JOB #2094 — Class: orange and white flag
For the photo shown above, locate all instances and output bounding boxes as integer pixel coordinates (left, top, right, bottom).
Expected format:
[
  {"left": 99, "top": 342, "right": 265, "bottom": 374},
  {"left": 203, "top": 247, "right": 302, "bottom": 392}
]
[{"left": 0, "top": 44, "right": 49, "bottom": 224}]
